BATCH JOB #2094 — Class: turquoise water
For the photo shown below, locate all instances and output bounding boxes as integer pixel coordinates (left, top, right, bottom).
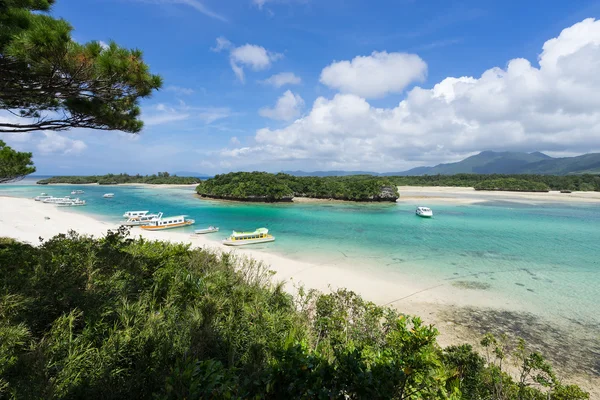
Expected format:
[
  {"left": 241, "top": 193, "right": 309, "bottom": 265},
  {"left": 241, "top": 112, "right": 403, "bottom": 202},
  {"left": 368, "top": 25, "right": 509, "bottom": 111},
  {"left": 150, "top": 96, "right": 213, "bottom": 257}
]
[{"left": 2, "top": 180, "right": 600, "bottom": 328}]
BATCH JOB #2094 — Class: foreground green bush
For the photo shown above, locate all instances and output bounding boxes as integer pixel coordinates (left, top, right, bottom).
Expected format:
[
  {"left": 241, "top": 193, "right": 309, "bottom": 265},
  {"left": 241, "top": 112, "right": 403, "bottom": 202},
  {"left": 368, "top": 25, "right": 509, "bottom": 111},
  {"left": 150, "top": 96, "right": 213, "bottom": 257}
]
[{"left": 0, "top": 231, "right": 588, "bottom": 399}]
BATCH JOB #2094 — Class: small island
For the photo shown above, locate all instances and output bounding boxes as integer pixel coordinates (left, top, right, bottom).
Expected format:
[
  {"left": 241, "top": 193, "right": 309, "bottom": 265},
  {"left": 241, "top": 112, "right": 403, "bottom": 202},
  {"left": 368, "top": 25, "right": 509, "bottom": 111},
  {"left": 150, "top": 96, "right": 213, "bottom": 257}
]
[
  {"left": 196, "top": 172, "right": 399, "bottom": 202},
  {"left": 473, "top": 178, "right": 551, "bottom": 192},
  {"left": 37, "top": 172, "right": 201, "bottom": 185}
]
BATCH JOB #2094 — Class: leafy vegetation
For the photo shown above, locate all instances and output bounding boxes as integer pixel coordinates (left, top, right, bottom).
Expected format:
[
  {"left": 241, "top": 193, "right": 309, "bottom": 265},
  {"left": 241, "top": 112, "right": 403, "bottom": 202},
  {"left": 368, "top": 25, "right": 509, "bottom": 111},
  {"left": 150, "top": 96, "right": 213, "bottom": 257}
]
[
  {"left": 37, "top": 172, "right": 201, "bottom": 185},
  {"left": 0, "top": 0, "right": 161, "bottom": 133},
  {"left": 388, "top": 174, "right": 600, "bottom": 192},
  {"left": 474, "top": 178, "right": 551, "bottom": 192},
  {"left": 0, "top": 231, "right": 588, "bottom": 399},
  {"left": 196, "top": 172, "right": 399, "bottom": 202},
  {"left": 0, "top": 140, "right": 35, "bottom": 183}
]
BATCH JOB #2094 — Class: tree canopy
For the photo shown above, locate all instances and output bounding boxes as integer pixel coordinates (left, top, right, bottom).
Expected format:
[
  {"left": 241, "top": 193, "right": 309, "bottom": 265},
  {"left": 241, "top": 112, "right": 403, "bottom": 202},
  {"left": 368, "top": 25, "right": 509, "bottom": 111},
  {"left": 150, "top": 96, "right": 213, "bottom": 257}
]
[
  {"left": 0, "top": 0, "right": 162, "bottom": 133},
  {"left": 37, "top": 173, "right": 201, "bottom": 185},
  {"left": 0, "top": 140, "right": 35, "bottom": 183}
]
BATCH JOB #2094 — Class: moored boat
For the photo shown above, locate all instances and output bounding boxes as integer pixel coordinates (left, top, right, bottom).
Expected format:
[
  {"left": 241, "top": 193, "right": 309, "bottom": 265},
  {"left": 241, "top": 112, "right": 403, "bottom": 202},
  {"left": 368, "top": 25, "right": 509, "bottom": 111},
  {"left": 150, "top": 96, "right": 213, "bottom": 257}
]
[
  {"left": 57, "top": 198, "right": 86, "bottom": 207},
  {"left": 123, "top": 210, "right": 150, "bottom": 218},
  {"left": 120, "top": 212, "right": 163, "bottom": 226},
  {"left": 34, "top": 193, "right": 52, "bottom": 201},
  {"left": 194, "top": 226, "right": 219, "bottom": 234},
  {"left": 416, "top": 206, "right": 433, "bottom": 218},
  {"left": 42, "top": 196, "right": 71, "bottom": 204},
  {"left": 71, "top": 190, "right": 85, "bottom": 195},
  {"left": 223, "top": 228, "right": 275, "bottom": 246},
  {"left": 103, "top": 193, "right": 115, "bottom": 198},
  {"left": 140, "top": 215, "right": 194, "bottom": 230}
]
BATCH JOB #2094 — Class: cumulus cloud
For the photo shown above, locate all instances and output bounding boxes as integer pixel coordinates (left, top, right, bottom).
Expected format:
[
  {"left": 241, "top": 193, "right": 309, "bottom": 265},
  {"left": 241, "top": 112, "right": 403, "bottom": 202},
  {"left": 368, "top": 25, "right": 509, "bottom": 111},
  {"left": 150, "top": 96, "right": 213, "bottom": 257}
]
[
  {"left": 212, "top": 37, "right": 282, "bottom": 83},
  {"left": 320, "top": 51, "right": 427, "bottom": 99},
  {"left": 222, "top": 18, "right": 600, "bottom": 171},
  {"left": 37, "top": 132, "right": 87, "bottom": 155},
  {"left": 260, "top": 72, "right": 302, "bottom": 87},
  {"left": 259, "top": 90, "right": 304, "bottom": 121}
]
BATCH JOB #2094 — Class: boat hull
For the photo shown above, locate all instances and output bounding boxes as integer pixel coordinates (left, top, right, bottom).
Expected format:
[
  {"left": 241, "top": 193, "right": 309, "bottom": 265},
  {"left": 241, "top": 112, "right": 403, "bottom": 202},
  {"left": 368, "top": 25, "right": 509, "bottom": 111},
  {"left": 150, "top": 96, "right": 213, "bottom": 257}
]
[
  {"left": 141, "top": 221, "right": 194, "bottom": 230},
  {"left": 416, "top": 212, "right": 433, "bottom": 218},
  {"left": 194, "top": 228, "right": 219, "bottom": 234},
  {"left": 222, "top": 237, "right": 275, "bottom": 246}
]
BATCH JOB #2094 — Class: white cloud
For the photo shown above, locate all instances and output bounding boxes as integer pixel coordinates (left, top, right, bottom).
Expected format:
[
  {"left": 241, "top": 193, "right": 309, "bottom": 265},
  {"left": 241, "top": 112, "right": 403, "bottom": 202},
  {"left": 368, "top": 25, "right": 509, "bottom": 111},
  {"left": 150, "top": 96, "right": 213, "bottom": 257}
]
[
  {"left": 222, "top": 18, "right": 600, "bottom": 171},
  {"left": 320, "top": 51, "right": 427, "bottom": 98},
  {"left": 166, "top": 85, "right": 195, "bottom": 95},
  {"left": 98, "top": 40, "right": 109, "bottom": 50},
  {"left": 211, "top": 36, "right": 232, "bottom": 52},
  {"left": 198, "top": 107, "right": 234, "bottom": 123},
  {"left": 137, "top": 0, "right": 227, "bottom": 22},
  {"left": 143, "top": 104, "right": 190, "bottom": 126},
  {"left": 259, "top": 90, "right": 304, "bottom": 121},
  {"left": 230, "top": 136, "right": 241, "bottom": 145},
  {"left": 253, "top": 0, "right": 267, "bottom": 8},
  {"left": 213, "top": 38, "right": 282, "bottom": 83},
  {"left": 37, "top": 132, "right": 87, "bottom": 155},
  {"left": 260, "top": 72, "right": 302, "bottom": 87}
]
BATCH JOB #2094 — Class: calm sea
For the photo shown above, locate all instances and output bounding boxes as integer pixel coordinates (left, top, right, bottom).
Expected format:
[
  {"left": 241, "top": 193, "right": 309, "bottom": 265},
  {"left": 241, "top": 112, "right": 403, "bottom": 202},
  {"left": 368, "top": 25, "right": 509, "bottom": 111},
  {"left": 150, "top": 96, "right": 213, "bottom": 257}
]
[{"left": 2, "top": 179, "right": 599, "bottom": 331}]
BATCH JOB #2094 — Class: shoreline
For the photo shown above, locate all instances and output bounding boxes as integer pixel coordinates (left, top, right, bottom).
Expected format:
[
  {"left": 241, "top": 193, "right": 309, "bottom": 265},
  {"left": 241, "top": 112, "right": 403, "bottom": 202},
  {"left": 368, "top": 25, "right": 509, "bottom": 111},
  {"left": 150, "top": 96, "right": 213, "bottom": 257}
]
[{"left": 0, "top": 195, "right": 598, "bottom": 394}]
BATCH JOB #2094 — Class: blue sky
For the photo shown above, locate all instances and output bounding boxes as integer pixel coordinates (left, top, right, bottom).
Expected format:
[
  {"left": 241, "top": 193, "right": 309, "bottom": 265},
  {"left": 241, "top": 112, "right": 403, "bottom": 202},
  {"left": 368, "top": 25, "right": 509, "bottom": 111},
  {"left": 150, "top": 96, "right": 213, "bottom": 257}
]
[{"left": 3, "top": 0, "right": 600, "bottom": 175}]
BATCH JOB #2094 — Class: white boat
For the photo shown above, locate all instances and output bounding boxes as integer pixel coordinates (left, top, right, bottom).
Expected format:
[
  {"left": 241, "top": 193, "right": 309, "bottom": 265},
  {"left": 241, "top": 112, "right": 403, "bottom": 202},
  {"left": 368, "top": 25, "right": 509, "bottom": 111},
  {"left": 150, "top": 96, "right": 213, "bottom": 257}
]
[
  {"left": 140, "top": 215, "right": 195, "bottom": 231},
  {"left": 223, "top": 228, "right": 275, "bottom": 246},
  {"left": 123, "top": 210, "right": 150, "bottom": 219},
  {"left": 57, "top": 198, "right": 86, "bottom": 207},
  {"left": 120, "top": 212, "right": 163, "bottom": 226},
  {"left": 416, "top": 206, "right": 433, "bottom": 218},
  {"left": 71, "top": 190, "right": 85, "bottom": 195},
  {"left": 34, "top": 193, "right": 53, "bottom": 201},
  {"left": 103, "top": 193, "right": 115, "bottom": 198},
  {"left": 194, "top": 226, "right": 219, "bottom": 234},
  {"left": 42, "top": 196, "right": 71, "bottom": 204}
]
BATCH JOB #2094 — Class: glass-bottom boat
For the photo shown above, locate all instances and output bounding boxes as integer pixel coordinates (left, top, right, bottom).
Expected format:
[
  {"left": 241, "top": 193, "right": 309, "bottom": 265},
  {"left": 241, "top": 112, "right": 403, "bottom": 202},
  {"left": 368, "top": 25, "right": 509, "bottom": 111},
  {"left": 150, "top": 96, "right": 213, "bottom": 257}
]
[{"left": 223, "top": 228, "right": 275, "bottom": 246}]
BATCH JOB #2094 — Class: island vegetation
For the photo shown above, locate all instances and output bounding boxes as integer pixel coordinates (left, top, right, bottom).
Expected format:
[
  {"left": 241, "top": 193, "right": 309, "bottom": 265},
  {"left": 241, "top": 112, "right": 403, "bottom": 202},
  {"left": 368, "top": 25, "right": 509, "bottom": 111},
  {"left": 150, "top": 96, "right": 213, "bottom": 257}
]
[
  {"left": 474, "top": 178, "right": 551, "bottom": 192},
  {"left": 37, "top": 172, "right": 201, "bottom": 185},
  {"left": 196, "top": 172, "right": 399, "bottom": 202},
  {"left": 0, "top": 230, "right": 589, "bottom": 399},
  {"left": 388, "top": 174, "right": 600, "bottom": 192}
]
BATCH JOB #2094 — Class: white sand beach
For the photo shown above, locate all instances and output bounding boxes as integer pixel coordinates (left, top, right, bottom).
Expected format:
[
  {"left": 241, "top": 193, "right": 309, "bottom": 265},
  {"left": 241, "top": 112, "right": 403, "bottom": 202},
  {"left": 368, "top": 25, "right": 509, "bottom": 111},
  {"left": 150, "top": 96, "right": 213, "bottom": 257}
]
[
  {"left": 397, "top": 186, "right": 600, "bottom": 205},
  {"left": 1, "top": 195, "right": 598, "bottom": 394}
]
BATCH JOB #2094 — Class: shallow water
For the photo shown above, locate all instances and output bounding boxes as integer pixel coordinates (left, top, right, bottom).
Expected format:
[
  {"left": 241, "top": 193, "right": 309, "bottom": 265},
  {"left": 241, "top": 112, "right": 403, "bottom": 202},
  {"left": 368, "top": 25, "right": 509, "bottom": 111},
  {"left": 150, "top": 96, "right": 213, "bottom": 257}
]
[{"left": 2, "top": 180, "right": 600, "bottom": 330}]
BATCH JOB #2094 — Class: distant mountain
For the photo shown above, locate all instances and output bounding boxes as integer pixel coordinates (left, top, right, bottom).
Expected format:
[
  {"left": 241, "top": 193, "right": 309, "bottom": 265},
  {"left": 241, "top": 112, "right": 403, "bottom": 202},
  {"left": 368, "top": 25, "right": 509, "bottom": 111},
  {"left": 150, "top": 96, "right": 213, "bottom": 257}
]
[
  {"left": 397, "top": 151, "right": 553, "bottom": 175},
  {"left": 518, "top": 153, "right": 600, "bottom": 175},
  {"left": 281, "top": 151, "right": 600, "bottom": 177},
  {"left": 282, "top": 170, "right": 377, "bottom": 177}
]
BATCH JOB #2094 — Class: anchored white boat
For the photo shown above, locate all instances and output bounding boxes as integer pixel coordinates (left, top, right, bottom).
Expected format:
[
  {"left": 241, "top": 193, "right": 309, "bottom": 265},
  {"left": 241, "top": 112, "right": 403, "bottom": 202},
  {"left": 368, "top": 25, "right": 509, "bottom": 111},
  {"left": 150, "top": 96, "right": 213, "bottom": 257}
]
[
  {"left": 103, "top": 193, "right": 115, "bottom": 198},
  {"left": 34, "top": 193, "right": 52, "bottom": 201},
  {"left": 194, "top": 226, "right": 219, "bottom": 235},
  {"left": 57, "top": 198, "right": 86, "bottom": 207},
  {"left": 223, "top": 228, "right": 275, "bottom": 246},
  {"left": 416, "top": 206, "right": 433, "bottom": 218},
  {"left": 43, "top": 196, "right": 71, "bottom": 204},
  {"left": 71, "top": 190, "right": 85, "bottom": 195},
  {"left": 120, "top": 212, "right": 163, "bottom": 226},
  {"left": 140, "top": 215, "right": 194, "bottom": 231},
  {"left": 123, "top": 210, "right": 150, "bottom": 218}
]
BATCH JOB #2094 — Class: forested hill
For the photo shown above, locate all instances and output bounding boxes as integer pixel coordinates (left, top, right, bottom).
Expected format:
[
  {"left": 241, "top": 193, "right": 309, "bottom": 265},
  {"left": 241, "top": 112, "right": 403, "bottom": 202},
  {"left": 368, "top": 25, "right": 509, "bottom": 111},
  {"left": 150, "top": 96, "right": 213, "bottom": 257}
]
[
  {"left": 196, "top": 172, "right": 399, "bottom": 202},
  {"left": 37, "top": 173, "right": 201, "bottom": 185}
]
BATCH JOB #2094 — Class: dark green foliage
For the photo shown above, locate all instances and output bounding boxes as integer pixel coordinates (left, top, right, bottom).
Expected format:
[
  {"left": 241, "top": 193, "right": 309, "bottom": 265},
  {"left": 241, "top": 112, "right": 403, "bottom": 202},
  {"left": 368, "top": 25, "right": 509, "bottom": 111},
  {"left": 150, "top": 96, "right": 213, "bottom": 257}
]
[
  {"left": 389, "top": 174, "right": 600, "bottom": 192},
  {"left": 196, "top": 171, "right": 399, "bottom": 202},
  {"left": 36, "top": 172, "right": 201, "bottom": 185},
  {"left": 0, "top": 0, "right": 162, "bottom": 133},
  {"left": 473, "top": 178, "right": 551, "bottom": 192},
  {"left": 0, "top": 140, "right": 35, "bottom": 183},
  {"left": 0, "top": 232, "right": 589, "bottom": 399}
]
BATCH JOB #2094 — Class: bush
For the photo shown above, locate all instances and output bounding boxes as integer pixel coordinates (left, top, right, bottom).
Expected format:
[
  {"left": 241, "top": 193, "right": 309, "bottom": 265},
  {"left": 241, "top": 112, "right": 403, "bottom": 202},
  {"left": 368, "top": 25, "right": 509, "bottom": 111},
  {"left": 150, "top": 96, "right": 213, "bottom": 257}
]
[{"left": 0, "top": 231, "right": 588, "bottom": 399}]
